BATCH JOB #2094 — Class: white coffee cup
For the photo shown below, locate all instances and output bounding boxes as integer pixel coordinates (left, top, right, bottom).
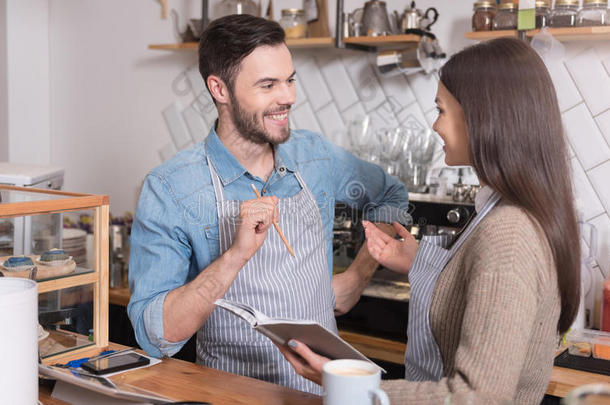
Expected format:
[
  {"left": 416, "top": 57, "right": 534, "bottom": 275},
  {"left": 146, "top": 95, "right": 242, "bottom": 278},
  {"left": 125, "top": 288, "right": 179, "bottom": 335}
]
[{"left": 322, "top": 359, "right": 389, "bottom": 405}]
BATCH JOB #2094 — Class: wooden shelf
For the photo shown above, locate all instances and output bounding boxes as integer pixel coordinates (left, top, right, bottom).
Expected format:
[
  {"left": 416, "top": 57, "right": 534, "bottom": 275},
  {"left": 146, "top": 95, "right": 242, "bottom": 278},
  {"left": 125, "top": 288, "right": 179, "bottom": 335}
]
[
  {"left": 286, "top": 37, "right": 334, "bottom": 48},
  {"left": 343, "top": 34, "right": 421, "bottom": 48},
  {"left": 465, "top": 30, "right": 519, "bottom": 40},
  {"left": 465, "top": 26, "right": 610, "bottom": 41},
  {"left": 148, "top": 37, "right": 335, "bottom": 51},
  {"left": 148, "top": 42, "right": 198, "bottom": 51}
]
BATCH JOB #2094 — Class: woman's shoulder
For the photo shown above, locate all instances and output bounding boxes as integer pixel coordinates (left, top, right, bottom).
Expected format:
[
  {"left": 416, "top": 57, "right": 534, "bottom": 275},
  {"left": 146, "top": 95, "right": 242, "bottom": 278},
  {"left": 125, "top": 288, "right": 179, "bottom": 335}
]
[
  {"left": 463, "top": 201, "right": 556, "bottom": 285},
  {"left": 475, "top": 201, "right": 547, "bottom": 247}
]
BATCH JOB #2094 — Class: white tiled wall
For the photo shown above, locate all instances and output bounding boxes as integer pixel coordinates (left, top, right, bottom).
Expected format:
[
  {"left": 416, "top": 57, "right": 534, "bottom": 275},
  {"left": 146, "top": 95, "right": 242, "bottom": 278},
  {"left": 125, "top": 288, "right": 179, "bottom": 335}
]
[{"left": 161, "top": 43, "right": 610, "bottom": 291}]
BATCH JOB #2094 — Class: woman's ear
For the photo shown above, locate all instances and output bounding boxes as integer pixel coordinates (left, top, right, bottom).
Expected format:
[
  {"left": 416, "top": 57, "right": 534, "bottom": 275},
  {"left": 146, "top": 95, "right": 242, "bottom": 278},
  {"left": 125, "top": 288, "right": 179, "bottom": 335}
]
[{"left": 207, "top": 75, "right": 230, "bottom": 104}]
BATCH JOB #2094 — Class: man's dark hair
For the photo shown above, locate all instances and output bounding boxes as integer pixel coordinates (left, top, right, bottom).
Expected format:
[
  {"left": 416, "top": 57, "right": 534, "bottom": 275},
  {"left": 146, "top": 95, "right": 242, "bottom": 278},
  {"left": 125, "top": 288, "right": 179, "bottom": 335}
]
[{"left": 198, "top": 14, "right": 285, "bottom": 96}]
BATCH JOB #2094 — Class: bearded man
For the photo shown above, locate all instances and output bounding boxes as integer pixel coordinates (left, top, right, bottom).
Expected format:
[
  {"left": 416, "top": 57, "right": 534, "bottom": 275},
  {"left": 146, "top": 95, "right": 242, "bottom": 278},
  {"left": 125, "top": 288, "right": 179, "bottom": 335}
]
[{"left": 128, "top": 14, "right": 409, "bottom": 394}]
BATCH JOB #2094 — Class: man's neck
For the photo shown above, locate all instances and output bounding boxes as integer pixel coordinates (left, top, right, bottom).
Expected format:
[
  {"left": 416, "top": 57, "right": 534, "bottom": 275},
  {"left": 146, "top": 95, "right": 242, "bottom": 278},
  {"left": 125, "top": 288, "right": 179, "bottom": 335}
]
[{"left": 216, "top": 118, "right": 275, "bottom": 181}]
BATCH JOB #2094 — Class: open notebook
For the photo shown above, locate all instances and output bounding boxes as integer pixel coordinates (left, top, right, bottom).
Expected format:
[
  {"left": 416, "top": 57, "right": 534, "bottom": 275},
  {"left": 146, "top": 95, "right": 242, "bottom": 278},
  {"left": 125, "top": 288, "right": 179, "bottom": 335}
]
[{"left": 214, "top": 298, "right": 385, "bottom": 371}]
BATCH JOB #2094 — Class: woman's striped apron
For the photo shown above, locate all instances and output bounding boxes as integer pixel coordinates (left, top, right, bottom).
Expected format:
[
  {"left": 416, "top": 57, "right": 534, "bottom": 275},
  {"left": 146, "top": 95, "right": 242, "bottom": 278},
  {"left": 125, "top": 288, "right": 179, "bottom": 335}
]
[
  {"left": 404, "top": 191, "right": 501, "bottom": 381},
  {"left": 196, "top": 156, "right": 336, "bottom": 394}
]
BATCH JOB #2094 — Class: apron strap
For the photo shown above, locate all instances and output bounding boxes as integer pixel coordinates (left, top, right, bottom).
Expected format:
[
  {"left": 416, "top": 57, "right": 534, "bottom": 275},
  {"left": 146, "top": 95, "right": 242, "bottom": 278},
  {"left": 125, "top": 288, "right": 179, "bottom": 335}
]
[
  {"left": 293, "top": 172, "right": 309, "bottom": 194},
  {"left": 205, "top": 154, "right": 226, "bottom": 202}
]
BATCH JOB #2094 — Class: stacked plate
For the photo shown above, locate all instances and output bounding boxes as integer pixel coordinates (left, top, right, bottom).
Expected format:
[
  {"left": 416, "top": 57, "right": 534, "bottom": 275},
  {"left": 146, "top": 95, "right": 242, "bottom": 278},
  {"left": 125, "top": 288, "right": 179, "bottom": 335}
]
[{"left": 61, "top": 228, "right": 88, "bottom": 267}]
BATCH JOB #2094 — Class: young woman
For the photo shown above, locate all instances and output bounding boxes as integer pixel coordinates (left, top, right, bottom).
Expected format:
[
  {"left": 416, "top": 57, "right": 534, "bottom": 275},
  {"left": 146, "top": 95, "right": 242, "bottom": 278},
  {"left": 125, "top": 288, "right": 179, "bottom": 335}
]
[{"left": 276, "top": 38, "right": 581, "bottom": 405}]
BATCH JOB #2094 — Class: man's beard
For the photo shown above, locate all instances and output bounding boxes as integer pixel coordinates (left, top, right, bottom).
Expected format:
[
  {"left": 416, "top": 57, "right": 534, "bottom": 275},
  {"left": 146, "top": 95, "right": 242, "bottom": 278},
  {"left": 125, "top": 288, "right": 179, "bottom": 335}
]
[{"left": 229, "top": 91, "right": 290, "bottom": 145}]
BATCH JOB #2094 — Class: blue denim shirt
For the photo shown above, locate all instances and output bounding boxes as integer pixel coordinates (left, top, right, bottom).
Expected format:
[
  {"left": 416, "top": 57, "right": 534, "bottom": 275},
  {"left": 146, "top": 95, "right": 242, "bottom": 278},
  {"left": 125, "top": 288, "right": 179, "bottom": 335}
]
[{"left": 127, "top": 127, "right": 410, "bottom": 358}]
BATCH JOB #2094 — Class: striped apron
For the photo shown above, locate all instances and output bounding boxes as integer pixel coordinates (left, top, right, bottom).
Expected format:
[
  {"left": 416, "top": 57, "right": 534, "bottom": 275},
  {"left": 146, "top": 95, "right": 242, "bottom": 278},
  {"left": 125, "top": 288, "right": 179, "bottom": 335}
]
[
  {"left": 404, "top": 192, "right": 501, "bottom": 381},
  {"left": 196, "top": 156, "right": 337, "bottom": 394}
]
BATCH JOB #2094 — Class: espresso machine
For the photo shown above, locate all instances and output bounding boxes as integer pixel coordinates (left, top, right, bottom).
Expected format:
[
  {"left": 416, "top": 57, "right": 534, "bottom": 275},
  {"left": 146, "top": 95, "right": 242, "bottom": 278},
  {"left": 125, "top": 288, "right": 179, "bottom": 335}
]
[{"left": 333, "top": 193, "right": 475, "bottom": 343}]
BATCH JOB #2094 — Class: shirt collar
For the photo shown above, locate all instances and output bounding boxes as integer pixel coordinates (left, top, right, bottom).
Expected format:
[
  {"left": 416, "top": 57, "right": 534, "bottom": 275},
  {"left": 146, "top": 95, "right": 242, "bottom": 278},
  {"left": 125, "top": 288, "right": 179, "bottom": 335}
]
[
  {"left": 204, "top": 126, "right": 247, "bottom": 186},
  {"left": 274, "top": 142, "right": 296, "bottom": 176},
  {"left": 204, "top": 124, "right": 297, "bottom": 185},
  {"left": 474, "top": 185, "right": 494, "bottom": 213}
]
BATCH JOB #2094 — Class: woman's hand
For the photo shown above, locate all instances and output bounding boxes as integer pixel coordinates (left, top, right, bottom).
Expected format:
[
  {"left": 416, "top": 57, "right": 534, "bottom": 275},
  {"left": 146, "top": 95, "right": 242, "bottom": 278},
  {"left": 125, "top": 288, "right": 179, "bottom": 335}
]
[
  {"left": 275, "top": 339, "right": 330, "bottom": 386},
  {"left": 362, "top": 220, "right": 418, "bottom": 274}
]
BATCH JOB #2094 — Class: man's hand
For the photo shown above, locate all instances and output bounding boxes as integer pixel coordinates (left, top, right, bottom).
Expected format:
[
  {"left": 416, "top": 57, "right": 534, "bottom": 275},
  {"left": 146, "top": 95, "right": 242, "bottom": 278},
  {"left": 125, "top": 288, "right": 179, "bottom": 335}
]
[
  {"left": 228, "top": 196, "right": 279, "bottom": 263},
  {"left": 332, "top": 222, "right": 397, "bottom": 315},
  {"left": 363, "top": 220, "right": 418, "bottom": 274}
]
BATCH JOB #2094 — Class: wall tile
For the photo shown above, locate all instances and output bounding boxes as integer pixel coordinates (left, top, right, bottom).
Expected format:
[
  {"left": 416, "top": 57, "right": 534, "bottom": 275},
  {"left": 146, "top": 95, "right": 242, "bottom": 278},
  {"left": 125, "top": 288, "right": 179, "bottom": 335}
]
[
  {"left": 316, "top": 102, "right": 347, "bottom": 148},
  {"left": 565, "top": 49, "right": 610, "bottom": 116},
  {"left": 341, "top": 102, "right": 367, "bottom": 123},
  {"left": 294, "top": 76, "right": 307, "bottom": 108},
  {"left": 370, "top": 101, "right": 400, "bottom": 129},
  {"left": 186, "top": 67, "right": 207, "bottom": 97},
  {"left": 159, "top": 142, "right": 177, "bottom": 162},
  {"left": 425, "top": 108, "right": 439, "bottom": 128},
  {"left": 374, "top": 69, "right": 416, "bottom": 110},
  {"left": 594, "top": 108, "right": 610, "bottom": 147},
  {"left": 397, "top": 102, "right": 428, "bottom": 131},
  {"left": 562, "top": 103, "right": 610, "bottom": 170},
  {"left": 587, "top": 160, "right": 610, "bottom": 214},
  {"left": 571, "top": 157, "right": 605, "bottom": 221},
  {"left": 405, "top": 72, "right": 438, "bottom": 113},
  {"left": 295, "top": 60, "right": 332, "bottom": 111},
  {"left": 291, "top": 102, "right": 322, "bottom": 134},
  {"left": 162, "top": 101, "right": 192, "bottom": 150},
  {"left": 342, "top": 55, "right": 386, "bottom": 113},
  {"left": 546, "top": 60, "right": 582, "bottom": 113},
  {"left": 182, "top": 105, "right": 208, "bottom": 143},
  {"left": 316, "top": 54, "right": 360, "bottom": 112},
  {"left": 589, "top": 213, "right": 610, "bottom": 278},
  {"left": 193, "top": 92, "right": 218, "bottom": 126}
]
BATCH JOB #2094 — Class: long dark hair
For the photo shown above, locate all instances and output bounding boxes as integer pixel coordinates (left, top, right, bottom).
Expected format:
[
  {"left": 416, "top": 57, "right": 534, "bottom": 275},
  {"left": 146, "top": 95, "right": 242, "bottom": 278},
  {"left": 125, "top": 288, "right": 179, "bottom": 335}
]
[
  {"left": 439, "top": 38, "right": 580, "bottom": 334},
  {"left": 198, "top": 14, "right": 285, "bottom": 94}
]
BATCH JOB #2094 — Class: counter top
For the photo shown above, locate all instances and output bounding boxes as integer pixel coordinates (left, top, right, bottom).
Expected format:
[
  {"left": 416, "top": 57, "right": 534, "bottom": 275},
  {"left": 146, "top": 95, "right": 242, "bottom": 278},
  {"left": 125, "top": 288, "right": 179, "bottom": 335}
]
[
  {"left": 108, "top": 288, "right": 610, "bottom": 398},
  {"left": 40, "top": 344, "right": 322, "bottom": 405}
]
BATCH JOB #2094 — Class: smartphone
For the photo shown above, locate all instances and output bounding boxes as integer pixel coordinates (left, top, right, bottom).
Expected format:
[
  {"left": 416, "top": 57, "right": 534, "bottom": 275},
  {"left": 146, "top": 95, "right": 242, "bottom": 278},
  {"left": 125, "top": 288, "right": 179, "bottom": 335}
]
[{"left": 81, "top": 352, "right": 150, "bottom": 375}]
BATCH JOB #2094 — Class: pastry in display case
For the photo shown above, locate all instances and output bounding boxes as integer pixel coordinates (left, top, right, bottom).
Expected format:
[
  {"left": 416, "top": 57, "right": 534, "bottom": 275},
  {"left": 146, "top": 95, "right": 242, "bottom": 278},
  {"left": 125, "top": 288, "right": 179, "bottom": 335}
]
[{"left": 0, "top": 185, "right": 109, "bottom": 363}]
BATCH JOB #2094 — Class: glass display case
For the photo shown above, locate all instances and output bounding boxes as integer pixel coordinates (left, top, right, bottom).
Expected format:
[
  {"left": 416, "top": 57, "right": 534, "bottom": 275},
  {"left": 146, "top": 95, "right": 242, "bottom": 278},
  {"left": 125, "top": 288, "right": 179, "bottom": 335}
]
[{"left": 0, "top": 185, "right": 109, "bottom": 363}]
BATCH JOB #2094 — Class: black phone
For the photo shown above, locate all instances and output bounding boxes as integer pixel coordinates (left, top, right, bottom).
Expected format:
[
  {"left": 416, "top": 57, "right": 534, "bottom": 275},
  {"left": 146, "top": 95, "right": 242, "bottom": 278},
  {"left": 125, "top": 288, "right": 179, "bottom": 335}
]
[{"left": 81, "top": 352, "right": 150, "bottom": 375}]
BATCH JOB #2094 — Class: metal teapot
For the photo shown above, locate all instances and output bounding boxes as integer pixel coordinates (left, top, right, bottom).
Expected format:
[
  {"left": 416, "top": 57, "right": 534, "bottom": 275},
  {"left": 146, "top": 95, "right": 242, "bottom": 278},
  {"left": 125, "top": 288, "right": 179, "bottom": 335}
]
[
  {"left": 394, "top": 1, "right": 439, "bottom": 33},
  {"left": 352, "top": 1, "right": 393, "bottom": 37}
]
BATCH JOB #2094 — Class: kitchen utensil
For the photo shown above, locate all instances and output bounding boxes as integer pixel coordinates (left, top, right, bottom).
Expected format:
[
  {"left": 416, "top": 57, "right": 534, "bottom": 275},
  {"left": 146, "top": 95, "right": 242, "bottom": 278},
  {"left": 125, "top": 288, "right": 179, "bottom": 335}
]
[
  {"left": 395, "top": 1, "right": 439, "bottom": 33},
  {"left": 215, "top": 0, "right": 259, "bottom": 18},
  {"left": 250, "top": 184, "right": 295, "bottom": 257},
  {"left": 170, "top": 10, "right": 198, "bottom": 43},
  {"left": 354, "top": 1, "right": 393, "bottom": 37},
  {"left": 451, "top": 183, "right": 471, "bottom": 203}
]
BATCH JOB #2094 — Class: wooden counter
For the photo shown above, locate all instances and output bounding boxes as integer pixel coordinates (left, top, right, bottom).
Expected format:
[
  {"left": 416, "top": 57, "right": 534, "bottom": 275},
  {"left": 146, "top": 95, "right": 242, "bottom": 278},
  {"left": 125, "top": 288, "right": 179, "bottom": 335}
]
[
  {"left": 108, "top": 288, "right": 610, "bottom": 398},
  {"left": 40, "top": 344, "right": 322, "bottom": 405}
]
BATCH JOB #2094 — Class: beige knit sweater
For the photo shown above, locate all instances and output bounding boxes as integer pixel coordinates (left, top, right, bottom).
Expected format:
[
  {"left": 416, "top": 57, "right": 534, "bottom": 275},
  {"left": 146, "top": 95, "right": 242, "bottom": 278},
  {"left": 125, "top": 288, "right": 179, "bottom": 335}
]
[{"left": 381, "top": 202, "right": 561, "bottom": 405}]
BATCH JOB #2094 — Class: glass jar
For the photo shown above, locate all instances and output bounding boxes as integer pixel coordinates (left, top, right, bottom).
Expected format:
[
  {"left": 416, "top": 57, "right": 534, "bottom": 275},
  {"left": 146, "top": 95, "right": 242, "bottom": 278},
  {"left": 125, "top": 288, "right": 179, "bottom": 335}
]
[
  {"left": 549, "top": 0, "right": 579, "bottom": 27},
  {"left": 216, "top": 0, "right": 259, "bottom": 18},
  {"left": 493, "top": 2, "right": 518, "bottom": 30},
  {"left": 535, "top": 1, "right": 551, "bottom": 28},
  {"left": 577, "top": 0, "right": 609, "bottom": 26},
  {"left": 279, "top": 9, "right": 308, "bottom": 39},
  {"left": 472, "top": 1, "right": 497, "bottom": 31}
]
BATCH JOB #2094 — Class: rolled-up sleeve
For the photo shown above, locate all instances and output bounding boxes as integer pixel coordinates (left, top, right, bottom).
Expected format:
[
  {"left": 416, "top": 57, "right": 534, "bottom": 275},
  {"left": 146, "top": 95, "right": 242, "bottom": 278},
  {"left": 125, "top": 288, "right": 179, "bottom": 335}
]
[
  {"left": 319, "top": 135, "right": 411, "bottom": 224},
  {"left": 127, "top": 173, "right": 192, "bottom": 358}
]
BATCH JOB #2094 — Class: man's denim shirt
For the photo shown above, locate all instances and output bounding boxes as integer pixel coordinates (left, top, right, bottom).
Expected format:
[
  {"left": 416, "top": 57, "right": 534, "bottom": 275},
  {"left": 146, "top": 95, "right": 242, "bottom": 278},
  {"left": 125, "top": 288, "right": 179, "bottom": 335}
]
[{"left": 127, "top": 127, "right": 410, "bottom": 358}]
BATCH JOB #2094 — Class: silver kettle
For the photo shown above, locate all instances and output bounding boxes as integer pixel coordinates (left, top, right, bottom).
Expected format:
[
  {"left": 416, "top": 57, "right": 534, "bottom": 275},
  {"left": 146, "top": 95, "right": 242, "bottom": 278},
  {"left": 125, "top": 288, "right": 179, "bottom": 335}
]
[
  {"left": 395, "top": 1, "right": 439, "bottom": 32},
  {"left": 352, "top": 0, "right": 393, "bottom": 37}
]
